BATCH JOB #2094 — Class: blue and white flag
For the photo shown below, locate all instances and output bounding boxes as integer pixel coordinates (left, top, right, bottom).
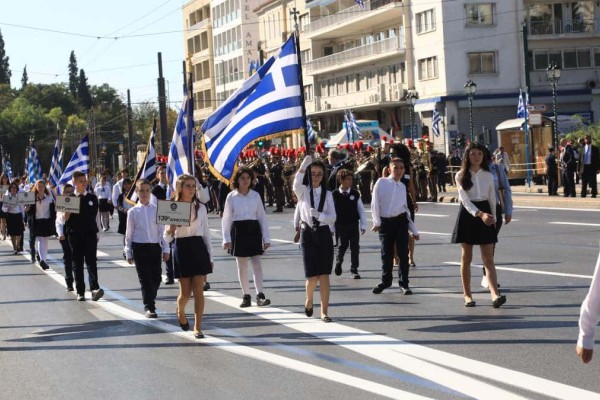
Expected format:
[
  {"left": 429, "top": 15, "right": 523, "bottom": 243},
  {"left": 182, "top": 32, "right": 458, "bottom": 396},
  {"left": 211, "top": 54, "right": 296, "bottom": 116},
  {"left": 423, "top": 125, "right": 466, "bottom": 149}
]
[
  {"left": 307, "top": 119, "right": 315, "bottom": 143},
  {"left": 48, "top": 139, "right": 63, "bottom": 187},
  {"left": 57, "top": 135, "right": 89, "bottom": 193},
  {"left": 344, "top": 110, "right": 352, "bottom": 143},
  {"left": 354, "top": 0, "right": 365, "bottom": 9},
  {"left": 167, "top": 90, "right": 195, "bottom": 194},
  {"left": 27, "top": 145, "right": 42, "bottom": 184},
  {"left": 517, "top": 90, "right": 525, "bottom": 118},
  {"left": 4, "top": 158, "right": 12, "bottom": 180},
  {"left": 432, "top": 108, "right": 441, "bottom": 137},
  {"left": 201, "top": 35, "right": 304, "bottom": 183},
  {"left": 349, "top": 110, "right": 363, "bottom": 140},
  {"left": 127, "top": 121, "right": 157, "bottom": 204}
]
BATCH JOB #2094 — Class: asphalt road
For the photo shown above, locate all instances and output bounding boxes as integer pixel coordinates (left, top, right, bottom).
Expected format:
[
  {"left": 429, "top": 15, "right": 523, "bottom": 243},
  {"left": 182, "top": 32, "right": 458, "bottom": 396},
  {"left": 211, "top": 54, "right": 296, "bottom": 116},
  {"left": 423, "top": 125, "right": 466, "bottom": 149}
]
[{"left": 1, "top": 202, "right": 600, "bottom": 400}]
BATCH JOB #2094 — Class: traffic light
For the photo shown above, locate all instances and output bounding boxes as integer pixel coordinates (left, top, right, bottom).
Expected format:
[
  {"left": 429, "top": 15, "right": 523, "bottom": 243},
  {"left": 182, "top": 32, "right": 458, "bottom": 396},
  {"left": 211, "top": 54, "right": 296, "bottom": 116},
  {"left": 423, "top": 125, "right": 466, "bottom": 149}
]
[
  {"left": 451, "top": 137, "right": 457, "bottom": 148},
  {"left": 457, "top": 135, "right": 465, "bottom": 147}
]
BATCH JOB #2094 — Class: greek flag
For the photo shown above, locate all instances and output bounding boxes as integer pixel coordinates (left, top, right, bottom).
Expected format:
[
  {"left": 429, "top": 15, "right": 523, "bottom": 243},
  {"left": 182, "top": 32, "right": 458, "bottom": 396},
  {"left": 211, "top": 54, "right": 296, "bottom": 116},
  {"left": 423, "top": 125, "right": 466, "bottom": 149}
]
[
  {"left": 27, "top": 145, "right": 42, "bottom": 184},
  {"left": 127, "top": 121, "right": 157, "bottom": 204},
  {"left": 354, "top": 0, "right": 365, "bottom": 9},
  {"left": 201, "top": 35, "right": 304, "bottom": 183},
  {"left": 432, "top": 108, "right": 441, "bottom": 137},
  {"left": 57, "top": 135, "right": 89, "bottom": 193},
  {"left": 517, "top": 90, "right": 525, "bottom": 118},
  {"left": 167, "top": 88, "right": 195, "bottom": 194},
  {"left": 348, "top": 110, "right": 363, "bottom": 140},
  {"left": 307, "top": 119, "right": 315, "bottom": 143},
  {"left": 344, "top": 110, "right": 352, "bottom": 142},
  {"left": 48, "top": 139, "right": 63, "bottom": 187},
  {"left": 4, "top": 158, "right": 12, "bottom": 180}
]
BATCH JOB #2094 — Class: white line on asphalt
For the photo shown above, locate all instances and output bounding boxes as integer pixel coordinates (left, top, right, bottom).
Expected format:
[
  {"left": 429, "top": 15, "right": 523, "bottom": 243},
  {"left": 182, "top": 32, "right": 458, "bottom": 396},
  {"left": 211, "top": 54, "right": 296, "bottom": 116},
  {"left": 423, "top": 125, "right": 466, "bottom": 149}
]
[
  {"left": 549, "top": 222, "right": 600, "bottom": 227},
  {"left": 443, "top": 262, "right": 592, "bottom": 279},
  {"left": 418, "top": 231, "right": 452, "bottom": 236},
  {"left": 433, "top": 203, "right": 600, "bottom": 212},
  {"left": 416, "top": 214, "right": 449, "bottom": 218}
]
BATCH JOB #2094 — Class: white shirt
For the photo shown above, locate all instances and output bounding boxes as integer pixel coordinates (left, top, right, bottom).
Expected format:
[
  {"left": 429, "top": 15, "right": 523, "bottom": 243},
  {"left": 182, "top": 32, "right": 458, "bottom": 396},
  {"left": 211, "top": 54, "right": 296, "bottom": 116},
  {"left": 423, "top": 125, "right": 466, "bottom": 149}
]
[
  {"left": 34, "top": 194, "right": 53, "bottom": 219},
  {"left": 371, "top": 176, "right": 418, "bottom": 235},
  {"left": 221, "top": 189, "right": 270, "bottom": 244},
  {"left": 163, "top": 202, "right": 213, "bottom": 262},
  {"left": 456, "top": 169, "right": 497, "bottom": 221},
  {"left": 111, "top": 179, "right": 124, "bottom": 205},
  {"left": 55, "top": 212, "right": 66, "bottom": 237},
  {"left": 293, "top": 170, "right": 336, "bottom": 227},
  {"left": 2, "top": 190, "right": 24, "bottom": 215},
  {"left": 95, "top": 182, "right": 112, "bottom": 199},
  {"left": 578, "top": 248, "right": 600, "bottom": 349},
  {"left": 124, "top": 202, "right": 169, "bottom": 259},
  {"left": 584, "top": 144, "right": 592, "bottom": 165},
  {"left": 337, "top": 187, "right": 368, "bottom": 230}
]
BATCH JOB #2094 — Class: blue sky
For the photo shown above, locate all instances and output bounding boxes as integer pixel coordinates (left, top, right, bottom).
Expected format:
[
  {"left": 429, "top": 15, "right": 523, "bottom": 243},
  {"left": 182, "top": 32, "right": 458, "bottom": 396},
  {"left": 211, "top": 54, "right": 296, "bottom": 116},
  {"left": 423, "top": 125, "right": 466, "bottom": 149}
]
[{"left": 1, "top": 0, "right": 187, "bottom": 106}]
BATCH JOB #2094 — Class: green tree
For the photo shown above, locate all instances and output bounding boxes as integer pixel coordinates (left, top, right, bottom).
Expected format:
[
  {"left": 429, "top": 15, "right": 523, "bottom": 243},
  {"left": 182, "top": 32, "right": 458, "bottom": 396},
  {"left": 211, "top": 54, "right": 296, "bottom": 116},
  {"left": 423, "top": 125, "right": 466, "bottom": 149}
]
[
  {"left": 0, "top": 83, "right": 16, "bottom": 111},
  {"left": 68, "top": 50, "right": 78, "bottom": 98},
  {"left": 20, "top": 65, "right": 28, "bottom": 90},
  {"left": 21, "top": 83, "right": 77, "bottom": 116},
  {"left": 77, "top": 69, "right": 92, "bottom": 109},
  {"left": 0, "top": 30, "right": 10, "bottom": 85}
]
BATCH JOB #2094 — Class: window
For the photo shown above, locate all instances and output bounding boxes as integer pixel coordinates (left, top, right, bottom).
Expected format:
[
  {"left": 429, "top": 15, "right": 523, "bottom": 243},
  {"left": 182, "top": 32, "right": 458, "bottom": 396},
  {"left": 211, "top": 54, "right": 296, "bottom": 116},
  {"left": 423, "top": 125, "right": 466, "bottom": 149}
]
[
  {"left": 416, "top": 9, "right": 436, "bottom": 34},
  {"left": 304, "top": 84, "right": 313, "bottom": 101},
  {"left": 466, "top": 3, "right": 495, "bottom": 26},
  {"left": 299, "top": 13, "right": 309, "bottom": 32},
  {"left": 418, "top": 57, "right": 438, "bottom": 80},
  {"left": 468, "top": 52, "right": 497, "bottom": 74},
  {"left": 595, "top": 49, "right": 600, "bottom": 68},
  {"left": 300, "top": 49, "right": 312, "bottom": 64},
  {"left": 578, "top": 49, "right": 592, "bottom": 68},
  {"left": 336, "top": 77, "right": 346, "bottom": 95},
  {"left": 347, "top": 75, "right": 356, "bottom": 93}
]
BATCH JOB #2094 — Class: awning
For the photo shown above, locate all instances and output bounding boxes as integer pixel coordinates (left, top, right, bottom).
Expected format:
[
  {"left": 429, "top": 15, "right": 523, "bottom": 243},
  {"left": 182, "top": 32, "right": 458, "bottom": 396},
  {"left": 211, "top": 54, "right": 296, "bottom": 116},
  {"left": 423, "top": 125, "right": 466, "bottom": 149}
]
[{"left": 495, "top": 118, "right": 526, "bottom": 131}]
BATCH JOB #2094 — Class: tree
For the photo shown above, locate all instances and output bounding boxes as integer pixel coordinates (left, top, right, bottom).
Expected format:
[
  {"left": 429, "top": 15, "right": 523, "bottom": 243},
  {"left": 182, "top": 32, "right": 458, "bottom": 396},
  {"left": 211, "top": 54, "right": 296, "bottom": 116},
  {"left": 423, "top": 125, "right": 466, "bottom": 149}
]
[
  {"left": 0, "top": 29, "right": 11, "bottom": 85},
  {"left": 20, "top": 65, "right": 28, "bottom": 90},
  {"left": 77, "top": 69, "right": 92, "bottom": 109},
  {"left": 68, "top": 50, "right": 78, "bottom": 98}
]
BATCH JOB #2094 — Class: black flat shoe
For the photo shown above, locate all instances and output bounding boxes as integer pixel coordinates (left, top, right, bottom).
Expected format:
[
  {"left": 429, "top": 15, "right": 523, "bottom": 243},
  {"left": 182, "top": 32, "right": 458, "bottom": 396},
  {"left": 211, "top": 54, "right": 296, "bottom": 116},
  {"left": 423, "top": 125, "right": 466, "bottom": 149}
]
[
  {"left": 372, "top": 283, "right": 390, "bottom": 294},
  {"left": 305, "top": 307, "right": 313, "bottom": 317},
  {"left": 322, "top": 316, "right": 333, "bottom": 323},
  {"left": 194, "top": 331, "right": 205, "bottom": 339},
  {"left": 464, "top": 301, "right": 476, "bottom": 307},
  {"left": 177, "top": 308, "right": 190, "bottom": 331},
  {"left": 492, "top": 295, "right": 506, "bottom": 308}
]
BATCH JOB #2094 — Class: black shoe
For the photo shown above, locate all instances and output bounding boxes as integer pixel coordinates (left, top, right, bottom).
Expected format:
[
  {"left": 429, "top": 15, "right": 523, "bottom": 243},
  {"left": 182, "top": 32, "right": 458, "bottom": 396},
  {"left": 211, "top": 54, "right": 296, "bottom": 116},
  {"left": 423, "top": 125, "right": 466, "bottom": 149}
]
[
  {"left": 194, "top": 331, "right": 205, "bottom": 339},
  {"left": 256, "top": 293, "right": 271, "bottom": 307},
  {"left": 240, "top": 294, "right": 252, "bottom": 308},
  {"left": 39, "top": 260, "right": 49, "bottom": 270},
  {"left": 177, "top": 314, "right": 190, "bottom": 331},
  {"left": 492, "top": 295, "right": 506, "bottom": 308},
  {"left": 145, "top": 310, "right": 158, "bottom": 318},
  {"left": 372, "top": 283, "right": 390, "bottom": 294},
  {"left": 400, "top": 283, "right": 412, "bottom": 295},
  {"left": 164, "top": 278, "right": 175, "bottom": 285},
  {"left": 351, "top": 272, "right": 361, "bottom": 279},
  {"left": 91, "top": 288, "right": 104, "bottom": 301},
  {"left": 304, "top": 307, "right": 313, "bottom": 317},
  {"left": 203, "top": 281, "right": 210, "bottom": 291},
  {"left": 77, "top": 293, "right": 85, "bottom": 301},
  {"left": 30, "top": 255, "right": 35, "bottom": 264},
  {"left": 409, "top": 262, "right": 416, "bottom": 268},
  {"left": 334, "top": 264, "right": 342, "bottom": 276},
  {"left": 321, "top": 316, "right": 333, "bottom": 323},
  {"left": 66, "top": 285, "right": 74, "bottom": 292}
]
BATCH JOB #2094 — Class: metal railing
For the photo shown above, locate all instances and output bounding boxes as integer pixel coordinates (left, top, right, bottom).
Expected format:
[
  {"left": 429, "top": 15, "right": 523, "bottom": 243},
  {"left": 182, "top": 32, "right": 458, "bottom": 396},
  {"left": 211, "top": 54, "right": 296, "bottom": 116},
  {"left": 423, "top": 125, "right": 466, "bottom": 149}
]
[
  {"left": 304, "top": 0, "right": 401, "bottom": 35},
  {"left": 529, "top": 19, "right": 598, "bottom": 35},
  {"left": 304, "top": 37, "right": 404, "bottom": 74}
]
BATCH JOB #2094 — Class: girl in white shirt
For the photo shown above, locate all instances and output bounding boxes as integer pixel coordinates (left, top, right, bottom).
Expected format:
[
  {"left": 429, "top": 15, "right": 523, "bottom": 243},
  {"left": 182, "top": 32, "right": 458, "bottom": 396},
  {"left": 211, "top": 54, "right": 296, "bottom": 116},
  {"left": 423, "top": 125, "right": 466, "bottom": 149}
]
[
  {"left": 293, "top": 156, "right": 336, "bottom": 323},
  {"left": 94, "top": 175, "right": 112, "bottom": 231},
  {"left": 164, "top": 174, "right": 213, "bottom": 339},
  {"left": 451, "top": 142, "right": 505, "bottom": 308},
  {"left": 0, "top": 173, "right": 9, "bottom": 240},
  {"left": 2, "top": 182, "right": 24, "bottom": 254},
  {"left": 25, "top": 180, "right": 56, "bottom": 270},
  {"left": 222, "top": 166, "right": 271, "bottom": 308}
]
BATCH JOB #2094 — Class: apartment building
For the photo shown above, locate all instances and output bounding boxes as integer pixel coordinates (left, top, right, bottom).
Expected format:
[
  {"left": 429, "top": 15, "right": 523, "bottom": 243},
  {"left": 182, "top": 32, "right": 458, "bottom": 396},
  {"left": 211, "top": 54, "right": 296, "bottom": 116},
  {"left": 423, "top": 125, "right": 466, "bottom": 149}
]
[{"left": 183, "top": 0, "right": 217, "bottom": 124}]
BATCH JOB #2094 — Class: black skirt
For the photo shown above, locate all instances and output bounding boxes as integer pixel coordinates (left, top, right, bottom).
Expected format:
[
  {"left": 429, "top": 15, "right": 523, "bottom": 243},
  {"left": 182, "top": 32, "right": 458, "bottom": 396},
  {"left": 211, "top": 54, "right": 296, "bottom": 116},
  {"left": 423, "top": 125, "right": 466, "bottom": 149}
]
[
  {"left": 300, "top": 223, "right": 334, "bottom": 278},
  {"left": 451, "top": 200, "right": 497, "bottom": 245},
  {"left": 0, "top": 202, "right": 6, "bottom": 218},
  {"left": 33, "top": 218, "right": 56, "bottom": 237},
  {"left": 6, "top": 213, "right": 24, "bottom": 236},
  {"left": 98, "top": 198, "right": 111, "bottom": 213},
  {"left": 231, "top": 220, "right": 263, "bottom": 257},
  {"left": 117, "top": 211, "right": 128, "bottom": 235},
  {"left": 174, "top": 236, "right": 212, "bottom": 278}
]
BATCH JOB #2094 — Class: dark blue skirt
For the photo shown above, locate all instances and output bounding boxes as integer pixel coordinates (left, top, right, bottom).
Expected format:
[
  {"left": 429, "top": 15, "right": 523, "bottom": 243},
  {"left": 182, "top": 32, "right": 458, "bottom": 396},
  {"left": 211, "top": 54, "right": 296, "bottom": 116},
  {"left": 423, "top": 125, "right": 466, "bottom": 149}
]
[
  {"left": 231, "top": 220, "right": 263, "bottom": 257},
  {"left": 451, "top": 200, "right": 498, "bottom": 245},
  {"left": 174, "top": 236, "right": 212, "bottom": 278},
  {"left": 300, "top": 223, "right": 334, "bottom": 278}
]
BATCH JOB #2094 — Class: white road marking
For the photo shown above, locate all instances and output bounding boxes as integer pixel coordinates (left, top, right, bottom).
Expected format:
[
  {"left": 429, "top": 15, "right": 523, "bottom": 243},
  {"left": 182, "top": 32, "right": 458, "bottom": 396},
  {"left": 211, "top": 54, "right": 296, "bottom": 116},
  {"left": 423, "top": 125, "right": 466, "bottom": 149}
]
[
  {"left": 433, "top": 203, "right": 600, "bottom": 212},
  {"left": 549, "top": 222, "right": 600, "bottom": 227},
  {"left": 443, "top": 262, "right": 592, "bottom": 279},
  {"left": 416, "top": 213, "right": 449, "bottom": 218},
  {"left": 271, "top": 238, "right": 296, "bottom": 244},
  {"left": 419, "top": 231, "right": 452, "bottom": 236}
]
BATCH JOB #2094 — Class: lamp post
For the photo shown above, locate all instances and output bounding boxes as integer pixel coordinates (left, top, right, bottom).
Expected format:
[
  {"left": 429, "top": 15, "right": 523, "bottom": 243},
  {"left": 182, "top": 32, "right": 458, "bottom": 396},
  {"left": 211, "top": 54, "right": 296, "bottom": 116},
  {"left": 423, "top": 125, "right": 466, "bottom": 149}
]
[
  {"left": 546, "top": 61, "right": 561, "bottom": 150},
  {"left": 406, "top": 91, "right": 418, "bottom": 141},
  {"left": 464, "top": 80, "right": 477, "bottom": 142}
]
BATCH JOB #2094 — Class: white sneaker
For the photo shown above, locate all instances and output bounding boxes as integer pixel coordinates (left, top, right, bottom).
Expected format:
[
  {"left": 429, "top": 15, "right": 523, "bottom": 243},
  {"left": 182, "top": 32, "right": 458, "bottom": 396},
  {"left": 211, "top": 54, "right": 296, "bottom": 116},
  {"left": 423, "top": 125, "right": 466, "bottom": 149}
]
[{"left": 481, "top": 275, "right": 489, "bottom": 289}]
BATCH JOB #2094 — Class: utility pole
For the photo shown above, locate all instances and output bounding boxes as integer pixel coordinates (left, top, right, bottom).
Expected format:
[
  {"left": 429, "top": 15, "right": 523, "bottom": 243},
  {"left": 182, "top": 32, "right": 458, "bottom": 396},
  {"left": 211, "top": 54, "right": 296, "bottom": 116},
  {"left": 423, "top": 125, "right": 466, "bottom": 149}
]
[
  {"left": 157, "top": 52, "right": 168, "bottom": 155},
  {"left": 127, "top": 89, "right": 135, "bottom": 172}
]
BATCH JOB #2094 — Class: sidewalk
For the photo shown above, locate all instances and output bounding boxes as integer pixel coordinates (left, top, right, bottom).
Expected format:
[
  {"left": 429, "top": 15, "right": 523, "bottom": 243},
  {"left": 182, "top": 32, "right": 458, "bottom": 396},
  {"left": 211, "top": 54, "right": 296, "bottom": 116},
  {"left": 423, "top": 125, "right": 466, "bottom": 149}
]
[{"left": 438, "top": 183, "right": 600, "bottom": 210}]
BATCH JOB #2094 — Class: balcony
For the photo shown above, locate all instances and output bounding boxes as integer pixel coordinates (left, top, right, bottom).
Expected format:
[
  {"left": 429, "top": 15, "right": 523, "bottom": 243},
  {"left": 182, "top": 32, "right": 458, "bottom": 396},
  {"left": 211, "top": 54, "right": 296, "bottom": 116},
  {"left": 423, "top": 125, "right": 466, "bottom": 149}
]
[
  {"left": 304, "top": 36, "right": 404, "bottom": 75},
  {"left": 311, "top": 83, "right": 406, "bottom": 114},
  {"left": 304, "top": 0, "right": 403, "bottom": 40},
  {"left": 529, "top": 19, "right": 599, "bottom": 36}
]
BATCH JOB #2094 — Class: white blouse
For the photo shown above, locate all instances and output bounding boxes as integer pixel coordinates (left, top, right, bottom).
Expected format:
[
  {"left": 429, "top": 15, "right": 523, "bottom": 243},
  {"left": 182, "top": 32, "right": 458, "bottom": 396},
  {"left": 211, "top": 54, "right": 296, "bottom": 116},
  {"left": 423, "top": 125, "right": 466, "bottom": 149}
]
[
  {"left": 2, "top": 191, "right": 24, "bottom": 215},
  {"left": 456, "top": 169, "right": 497, "bottom": 221},
  {"left": 221, "top": 189, "right": 270, "bottom": 244},
  {"left": 163, "top": 202, "right": 213, "bottom": 262},
  {"left": 95, "top": 182, "right": 112, "bottom": 200},
  {"left": 292, "top": 170, "right": 336, "bottom": 227},
  {"left": 33, "top": 194, "right": 53, "bottom": 219},
  {"left": 578, "top": 248, "right": 600, "bottom": 349}
]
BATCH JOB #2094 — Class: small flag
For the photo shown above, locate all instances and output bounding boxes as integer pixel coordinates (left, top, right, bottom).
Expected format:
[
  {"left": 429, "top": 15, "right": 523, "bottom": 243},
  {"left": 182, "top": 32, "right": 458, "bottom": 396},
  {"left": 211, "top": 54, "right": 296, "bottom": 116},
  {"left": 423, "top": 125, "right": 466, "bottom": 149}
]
[
  {"left": 307, "top": 119, "right": 315, "bottom": 143},
  {"left": 354, "top": 0, "right": 365, "bottom": 9},
  {"left": 167, "top": 87, "right": 195, "bottom": 195},
  {"left": 127, "top": 120, "right": 157, "bottom": 204},
  {"left": 349, "top": 110, "right": 363, "bottom": 140},
  {"left": 432, "top": 108, "right": 441, "bottom": 137},
  {"left": 517, "top": 89, "right": 525, "bottom": 118},
  {"left": 49, "top": 139, "right": 63, "bottom": 187},
  {"left": 28, "top": 145, "right": 42, "bottom": 184},
  {"left": 344, "top": 110, "right": 352, "bottom": 143},
  {"left": 4, "top": 158, "right": 12, "bottom": 180},
  {"left": 201, "top": 35, "right": 304, "bottom": 183},
  {"left": 57, "top": 135, "right": 89, "bottom": 193}
]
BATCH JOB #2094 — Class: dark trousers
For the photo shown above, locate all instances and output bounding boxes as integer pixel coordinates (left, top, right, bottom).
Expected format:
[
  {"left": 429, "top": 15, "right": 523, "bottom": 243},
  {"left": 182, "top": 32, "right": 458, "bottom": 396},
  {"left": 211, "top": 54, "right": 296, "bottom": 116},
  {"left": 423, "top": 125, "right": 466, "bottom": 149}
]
[
  {"left": 68, "top": 232, "right": 99, "bottom": 295},
  {"left": 336, "top": 222, "right": 360, "bottom": 272},
  {"left": 378, "top": 215, "right": 409, "bottom": 287},
  {"left": 547, "top": 173, "right": 558, "bottom": 195},
  {"left": 581, "top": 165, "right": 598, "bottom": 197},
  {"left": 133, "top": 243, "right": 162, "bottom": 311},
  {"left": 563, "top": 169, "right": 576, "bottom": 197},
  {"left": 164, "top": 242, "right": 175, "bottom": 280},
  {"left": 60, "top": 238, "right": 73, "bottom": 287},
  {"left": 274, "top": 185, "right": 284, "bottom": 211}
]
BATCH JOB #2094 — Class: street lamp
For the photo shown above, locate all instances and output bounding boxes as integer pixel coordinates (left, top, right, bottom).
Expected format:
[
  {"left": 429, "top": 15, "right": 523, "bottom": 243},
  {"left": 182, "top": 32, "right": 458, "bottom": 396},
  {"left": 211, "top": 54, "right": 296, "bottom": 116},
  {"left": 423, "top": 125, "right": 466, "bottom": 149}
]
[
  {"left": 464, "top": 80, "right": 477, "bottom": 142},
  {"left": 406, "top": 91, "right": 418, "bottom": 140},
  {"left": 546, "top": 61, "right": 561, "bottom": 150}
]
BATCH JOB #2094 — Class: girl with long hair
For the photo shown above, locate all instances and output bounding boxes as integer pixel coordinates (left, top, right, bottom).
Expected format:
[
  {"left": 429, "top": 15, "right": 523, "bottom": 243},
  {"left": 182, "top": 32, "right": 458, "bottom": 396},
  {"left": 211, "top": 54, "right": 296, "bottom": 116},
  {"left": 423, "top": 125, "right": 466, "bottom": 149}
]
[
  {"left": 0, "top": 173, "right": 9, "bottom": 240},
  {"left": 2, "top": 183, "right": 24, "bottom": 254},
  {"left": 164, "top": 174, "right": 213, "bottom": 339},
  {"left": 451, "top": 142, "right": 506, "bottom": 308},
  {"left": 25, "top": 180, "right": 56, "bottom": 269}
]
